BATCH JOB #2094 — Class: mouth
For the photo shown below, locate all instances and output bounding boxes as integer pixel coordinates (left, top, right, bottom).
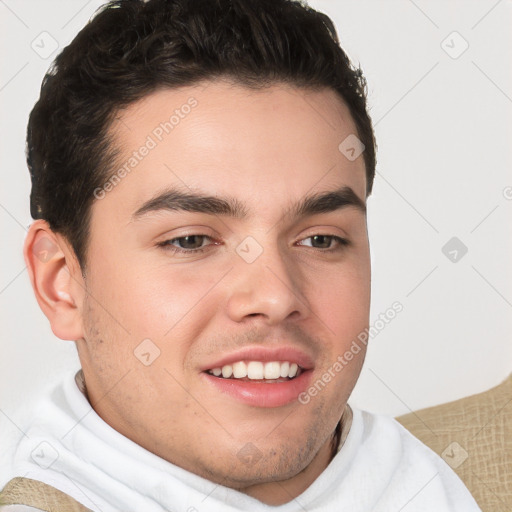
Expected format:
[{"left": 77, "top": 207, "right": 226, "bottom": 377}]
[
  {"left": 205, "top": 360, "right": 303, "bottom": 383},
  {"left": 200, "top": 348, "right": 314, "bottom": 408}
]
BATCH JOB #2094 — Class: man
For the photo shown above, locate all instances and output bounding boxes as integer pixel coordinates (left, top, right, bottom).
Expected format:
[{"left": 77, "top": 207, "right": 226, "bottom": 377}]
[{"left": 1, "top": 0, "right": 481, "bottom": 510}]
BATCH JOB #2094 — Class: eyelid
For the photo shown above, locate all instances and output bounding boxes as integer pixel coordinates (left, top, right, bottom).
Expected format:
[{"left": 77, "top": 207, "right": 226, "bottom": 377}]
[
  {"left": 156, "top": 233, "right": 218, "bottom": 254},
  {"left": 296, "top": 234, "right": 350, "bottom": 249},
  {"left": 155, "top": 226, "right": 217, "bottom": 245}
]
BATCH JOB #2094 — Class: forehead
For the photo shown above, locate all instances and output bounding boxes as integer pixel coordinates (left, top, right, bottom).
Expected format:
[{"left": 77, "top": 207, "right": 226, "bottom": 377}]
[{"left": 94, "top": 80, "right": 367, "bottom": 226}]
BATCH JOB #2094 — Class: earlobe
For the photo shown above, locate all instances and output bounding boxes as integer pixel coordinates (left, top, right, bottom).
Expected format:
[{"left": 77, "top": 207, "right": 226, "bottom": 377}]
[{"left": 23, "top": 220, "right": 85, "bottom": 341}]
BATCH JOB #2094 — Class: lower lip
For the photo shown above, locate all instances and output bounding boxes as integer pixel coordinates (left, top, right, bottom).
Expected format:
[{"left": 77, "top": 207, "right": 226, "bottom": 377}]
[{"left": 201, "top": 370, "right": 313, "bottom": 408}]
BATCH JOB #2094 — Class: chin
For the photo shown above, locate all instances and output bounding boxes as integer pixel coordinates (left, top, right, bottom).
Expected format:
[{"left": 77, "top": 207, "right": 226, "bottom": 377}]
[{"left": 196, "top": 430, "right": 320, "bottom": 488}]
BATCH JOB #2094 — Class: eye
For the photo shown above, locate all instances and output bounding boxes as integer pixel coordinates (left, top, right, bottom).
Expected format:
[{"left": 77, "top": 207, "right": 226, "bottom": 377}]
[
  {"left": 156, "top": 233, "right": 350, "bottom": 256},
  {"left": 157, "top": 234, "right": 216, "bottom": 254},
  {"left": 297, "top": 234, "right": 350, "bottom": 251}
]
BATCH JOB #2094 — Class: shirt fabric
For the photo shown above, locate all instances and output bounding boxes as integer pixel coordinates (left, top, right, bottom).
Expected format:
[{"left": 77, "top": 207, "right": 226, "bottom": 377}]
[{"left": 1, "top": 370, "right": 482, "bottom": 512}]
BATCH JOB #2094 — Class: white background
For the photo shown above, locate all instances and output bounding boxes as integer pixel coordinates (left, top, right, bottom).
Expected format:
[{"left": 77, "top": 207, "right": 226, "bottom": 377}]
[{"left": 1, "top": 0, "right": 511, "bottom": 450}]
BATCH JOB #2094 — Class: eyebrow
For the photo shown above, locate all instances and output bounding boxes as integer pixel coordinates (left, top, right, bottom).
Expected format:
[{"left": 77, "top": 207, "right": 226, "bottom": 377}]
[{"left": 131, "top": 185, "right": 366, "bottom": 222}]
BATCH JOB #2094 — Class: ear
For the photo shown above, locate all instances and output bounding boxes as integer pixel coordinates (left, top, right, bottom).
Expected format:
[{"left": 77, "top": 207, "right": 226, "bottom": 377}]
[{"left": 23, "top": 219, "right": 85, "bottom": 341}]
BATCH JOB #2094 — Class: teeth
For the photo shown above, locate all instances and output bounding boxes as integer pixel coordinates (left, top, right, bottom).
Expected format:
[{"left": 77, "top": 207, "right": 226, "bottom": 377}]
[
  {"left": 207, "top": 361, "right": 303, "bottom": 380},
  {"left": 221, "top": 365, "right": 233, "bottom": 378},
  {"left": 247, "top": 361, "right": 264, "bottom": 379},
  {"left": 264, "top": 362, "right": 281, "bottom": 380},
  {"left": 232, "top": 361, "right": 247, "bottom": 378}
]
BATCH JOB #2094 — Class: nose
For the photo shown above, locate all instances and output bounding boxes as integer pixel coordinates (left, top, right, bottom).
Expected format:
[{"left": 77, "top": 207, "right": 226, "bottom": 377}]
[{"left": 225, "top": 238, "right": 309, "bottom": 326}]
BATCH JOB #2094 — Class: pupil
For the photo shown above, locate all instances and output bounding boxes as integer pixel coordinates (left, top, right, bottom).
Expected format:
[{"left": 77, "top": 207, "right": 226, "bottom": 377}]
[
  {"left": 313, "top": 235, "right": 330, "bottom": 248},
  {"left": 181, "top": 235, "right": 203, "bottom": 249}
]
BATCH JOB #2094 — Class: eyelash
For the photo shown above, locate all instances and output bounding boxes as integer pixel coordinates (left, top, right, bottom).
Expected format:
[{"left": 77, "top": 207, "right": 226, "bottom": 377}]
[{"left": 156, "top": 234, "right": 350, "bottom": 255}]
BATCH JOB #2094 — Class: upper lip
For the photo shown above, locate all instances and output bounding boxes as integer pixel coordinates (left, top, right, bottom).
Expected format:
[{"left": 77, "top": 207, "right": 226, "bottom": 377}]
[{"left": 200, "top": 346, "right": 315, "bottom": 372}]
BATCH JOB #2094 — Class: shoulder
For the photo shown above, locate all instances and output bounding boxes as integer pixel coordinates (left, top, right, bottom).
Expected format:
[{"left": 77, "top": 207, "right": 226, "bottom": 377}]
[
  {"left": 356, "top": 406, "right": 464, "bottom": 473},
  {"left": 344, "top": 406, "right": 482, "bottom": 511}
]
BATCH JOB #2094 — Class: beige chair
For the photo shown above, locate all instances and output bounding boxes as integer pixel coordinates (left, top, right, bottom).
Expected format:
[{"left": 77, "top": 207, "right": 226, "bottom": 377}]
[{"left": 396, "top": 373, "right": 512, "bottom": 512}]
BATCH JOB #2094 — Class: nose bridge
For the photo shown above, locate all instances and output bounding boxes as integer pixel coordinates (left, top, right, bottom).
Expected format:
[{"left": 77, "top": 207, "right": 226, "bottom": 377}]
[{"left": 226, "top": 233, "right": 307, "bottom": 324}]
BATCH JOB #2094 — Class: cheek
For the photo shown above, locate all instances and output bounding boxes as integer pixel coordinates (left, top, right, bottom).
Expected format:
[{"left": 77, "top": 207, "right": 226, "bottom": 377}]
[
  {"left": 311, "top": 260, "right": 371, "bottom": 339},
  {"left": 138, "top": 264, "right": 222, "bottom": 335},
  {"left": 85, "top": 255, "right": 183, "bottom": 336}
]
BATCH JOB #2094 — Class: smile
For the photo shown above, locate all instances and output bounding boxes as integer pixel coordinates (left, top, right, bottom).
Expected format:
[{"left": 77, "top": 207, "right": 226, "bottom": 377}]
[{"left": 206, "top": 360, "right": 302, "bottom": 381}]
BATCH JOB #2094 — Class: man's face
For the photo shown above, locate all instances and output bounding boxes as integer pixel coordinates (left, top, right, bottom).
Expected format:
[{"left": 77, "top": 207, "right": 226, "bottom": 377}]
[{"left": 75, "top": 80, "right": 370, "bottom": 490}]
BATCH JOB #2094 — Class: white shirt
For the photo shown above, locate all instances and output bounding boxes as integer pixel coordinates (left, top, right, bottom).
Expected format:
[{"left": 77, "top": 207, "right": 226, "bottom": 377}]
[{"left": 1, "top": 370, "right": 481, "bottom": 511}]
